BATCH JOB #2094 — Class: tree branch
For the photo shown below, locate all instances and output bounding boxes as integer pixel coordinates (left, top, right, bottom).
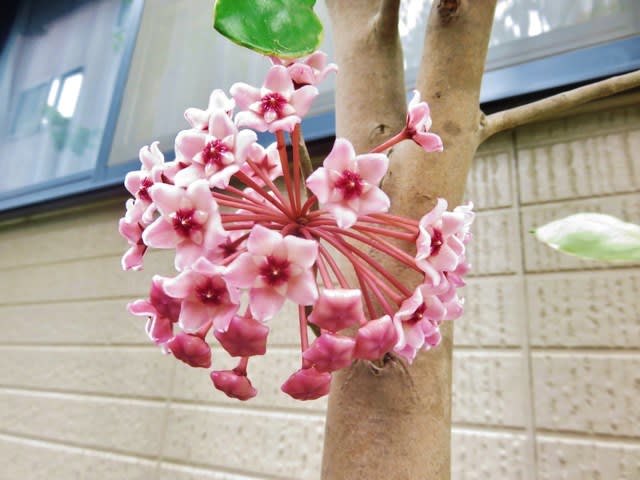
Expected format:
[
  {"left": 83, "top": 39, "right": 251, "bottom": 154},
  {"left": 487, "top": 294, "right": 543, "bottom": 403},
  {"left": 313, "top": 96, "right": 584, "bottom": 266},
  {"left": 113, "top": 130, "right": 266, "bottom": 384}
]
[
  {"left": 374, "top": 0, "right": 401, "bottom": 38},
  {"left": 479, "top": 69, "right": 640, "bottom": 142}
]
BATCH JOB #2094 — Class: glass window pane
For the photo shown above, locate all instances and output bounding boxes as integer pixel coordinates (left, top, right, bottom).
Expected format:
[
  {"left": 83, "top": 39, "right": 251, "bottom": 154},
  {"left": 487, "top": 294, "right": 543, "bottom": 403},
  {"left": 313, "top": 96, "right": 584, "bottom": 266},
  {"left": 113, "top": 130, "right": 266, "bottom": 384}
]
[{"left": 0, "top": 0, "right": 139, "bottom": 194}]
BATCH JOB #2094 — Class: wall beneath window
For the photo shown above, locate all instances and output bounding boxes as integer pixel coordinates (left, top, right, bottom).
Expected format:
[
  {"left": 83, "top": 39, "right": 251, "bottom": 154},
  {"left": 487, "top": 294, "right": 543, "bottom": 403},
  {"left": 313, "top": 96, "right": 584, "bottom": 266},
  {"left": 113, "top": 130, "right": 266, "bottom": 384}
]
[{"left": 0, "top": 95, "right": 638, "bottom": 479}]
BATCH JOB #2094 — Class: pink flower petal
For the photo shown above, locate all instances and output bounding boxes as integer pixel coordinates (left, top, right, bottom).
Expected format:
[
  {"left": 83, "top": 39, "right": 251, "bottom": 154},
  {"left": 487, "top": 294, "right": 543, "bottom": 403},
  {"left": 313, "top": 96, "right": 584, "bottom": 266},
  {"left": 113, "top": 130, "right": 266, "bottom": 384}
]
[
  {"left": 210, "top": 370, "right": 257, "bottom": 401},
  {"left": 284, "top": 235, "right": 318, "bottom": 269},
  {"left": 208, "top": 109, "right": 236, "bottom": 140},
  {"left": 234, "top": 111, "right": 269, "bottom": 132},
  {"left": 214, "top": 315, "right": 269, "bottom": 357},
  {"left": 225, "top": 253, "right": 260, "bottom": 288},
  {"left": 249, "top": 287, "right": 286, "bottom": 321},
  {"left": 263, "top": 65, "right": 294, "bottom": 95},
  {"left": 229, "top": 82, "right": 261, "bottom": 110},
  {"left": 308, "top": 289, "right": 366, "bottom": 332},
  {"left": 281, "top": 367, "right": 331, "bottom": 400},
  {"left": 167, "top": 333, "right": 211, "bottom": 368},
  {"left": 356, "top": 153, "right": 388, "bottom": 185},
  {"left": 359, "top": 186, "right": 390, "bottom": 216},
  {"left": 179, "top": 300, "right": 212, "bottom": 333},
  {"left": 305, "top": 167, "right": 331, "bottom": 203},
  {"left": 142, "top": 218, "right": 179, "bottom": 249},
  {"left": 414, "top": 132, "right": 443, "bottom": 152},
  {"left": 353, "top": 315, "right": 399, "bottom": 360},
  {"left": 290, "top": 85, "right": 318, "bottom": 117},
  {"left": 286, "top": 270, "right": 318, "bottom": 305},
  {"left": 324, "top": 138, "right": 356, "bottom": 173},
  {"left": 148, "top": 183, "right": 184, "bottom": 216},
  {"left": 247, "top": 224, "right": 282, "bottom": 257},
  {"left": 175, "top": 129, "right": 207, "bottom": 161},
  {"left": 303, "top": 333, "right": 355, "bottom": 372}
]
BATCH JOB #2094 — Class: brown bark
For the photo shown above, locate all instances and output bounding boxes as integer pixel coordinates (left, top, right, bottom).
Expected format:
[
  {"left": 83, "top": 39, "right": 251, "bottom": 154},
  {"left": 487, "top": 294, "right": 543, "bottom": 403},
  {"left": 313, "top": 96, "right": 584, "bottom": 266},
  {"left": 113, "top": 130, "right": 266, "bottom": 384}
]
[
  {"left": 321, "top": 1, "right": 497, "bottom": 479},
  {"left": 479, "top": 69, "right": 640, "bottom": 142}
]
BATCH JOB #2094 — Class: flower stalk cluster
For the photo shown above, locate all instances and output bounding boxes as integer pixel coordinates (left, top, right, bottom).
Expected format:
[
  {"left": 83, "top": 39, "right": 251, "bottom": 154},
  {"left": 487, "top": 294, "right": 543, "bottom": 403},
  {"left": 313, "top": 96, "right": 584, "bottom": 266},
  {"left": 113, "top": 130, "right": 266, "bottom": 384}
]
[{"left": 120, "top": 51, "right": 474, "bottom": 401}]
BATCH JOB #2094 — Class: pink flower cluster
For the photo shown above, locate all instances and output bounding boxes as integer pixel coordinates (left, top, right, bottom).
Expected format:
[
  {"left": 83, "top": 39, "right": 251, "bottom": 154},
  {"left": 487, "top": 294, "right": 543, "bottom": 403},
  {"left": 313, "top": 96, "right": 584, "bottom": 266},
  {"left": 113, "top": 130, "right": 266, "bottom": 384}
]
[{"left": 120, "top": 51, "right": 474, "bottom": 401}]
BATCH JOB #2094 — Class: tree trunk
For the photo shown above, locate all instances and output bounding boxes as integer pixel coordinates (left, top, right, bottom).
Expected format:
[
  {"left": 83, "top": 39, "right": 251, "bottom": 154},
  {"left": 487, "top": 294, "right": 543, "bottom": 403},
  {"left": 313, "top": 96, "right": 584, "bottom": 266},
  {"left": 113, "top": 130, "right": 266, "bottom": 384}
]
[{"left": 321, "top": 2, "right": 497, "bottom": 479}]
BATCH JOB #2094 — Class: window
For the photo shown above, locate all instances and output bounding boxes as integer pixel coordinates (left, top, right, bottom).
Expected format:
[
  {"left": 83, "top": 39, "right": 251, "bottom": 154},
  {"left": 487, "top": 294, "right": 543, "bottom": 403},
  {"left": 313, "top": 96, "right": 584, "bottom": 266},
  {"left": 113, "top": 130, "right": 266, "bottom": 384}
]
[
  {"left": 0, "top": 0, "right": 143, "bottom": 210},
  {"left": 1, "top": 0, "right": 638, "bottom": 212}
]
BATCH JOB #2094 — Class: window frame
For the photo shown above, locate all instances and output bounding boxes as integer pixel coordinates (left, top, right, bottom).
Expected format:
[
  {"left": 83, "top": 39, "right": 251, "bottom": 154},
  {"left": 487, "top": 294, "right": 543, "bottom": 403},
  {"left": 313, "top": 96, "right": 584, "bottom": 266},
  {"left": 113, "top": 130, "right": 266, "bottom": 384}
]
[
  {"left": 0, "top": 1, "right": 639, "bottom": 215},
  {"left": 0, "top": 0, "right": 145, "bottom": 212}
]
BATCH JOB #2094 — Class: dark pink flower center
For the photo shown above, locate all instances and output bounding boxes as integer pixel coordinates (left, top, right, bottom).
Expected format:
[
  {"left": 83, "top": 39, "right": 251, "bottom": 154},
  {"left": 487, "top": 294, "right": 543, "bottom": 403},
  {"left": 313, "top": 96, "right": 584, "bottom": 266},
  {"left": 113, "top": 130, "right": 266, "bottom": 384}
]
[
  {"left": 260, "top": 92, "right": 287, "bottom": 117},
  {"left": 196, "top": 278, "right": 228, "bottom": 305},
  {"left": 138, "top": 177, "right": 154, "bottom": 202},
  {"left": 430, "top": 229, "right": 444, "bottom": 256},
  {"left": 406, "top": 303, "right": 426, "bottom": 326},
  {"left": 334, "top": 170, "right": 363, "bottom": 200},
  {"left": 259, "top": 255, "right": 290, "bottom": 286},
  {"left": 202, "top": 140, "right": 229, "bottom": 168},
  {"left": 172, "top": 208, "right": 200, "bottom": 237}
]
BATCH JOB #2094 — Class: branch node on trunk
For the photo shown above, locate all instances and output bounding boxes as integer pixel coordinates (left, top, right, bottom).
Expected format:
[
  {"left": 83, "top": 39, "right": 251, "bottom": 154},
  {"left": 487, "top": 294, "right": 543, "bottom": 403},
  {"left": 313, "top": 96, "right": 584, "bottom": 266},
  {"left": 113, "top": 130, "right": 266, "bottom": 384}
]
[{"left": 437, "top": 0, "right": 461, "bottom": 24}]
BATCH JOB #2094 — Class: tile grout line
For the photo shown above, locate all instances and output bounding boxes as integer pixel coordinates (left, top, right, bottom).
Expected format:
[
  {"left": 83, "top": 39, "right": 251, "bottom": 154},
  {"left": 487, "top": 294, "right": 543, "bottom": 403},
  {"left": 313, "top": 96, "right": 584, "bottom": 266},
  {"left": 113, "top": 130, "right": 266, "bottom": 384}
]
[{"left": 511, "top": 127, "right": 540, "bottom": 480}]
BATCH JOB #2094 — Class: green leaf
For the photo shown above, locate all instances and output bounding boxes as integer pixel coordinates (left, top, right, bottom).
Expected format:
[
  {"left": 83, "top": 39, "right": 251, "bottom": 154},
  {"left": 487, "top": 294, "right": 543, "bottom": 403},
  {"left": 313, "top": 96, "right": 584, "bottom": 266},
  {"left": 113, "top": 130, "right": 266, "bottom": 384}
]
[
  {"left": 213, "top": 0, "right": 323, "bottom": 59},
  {"left": 533, "top": 213, "right": 640, "bottom": 262}
]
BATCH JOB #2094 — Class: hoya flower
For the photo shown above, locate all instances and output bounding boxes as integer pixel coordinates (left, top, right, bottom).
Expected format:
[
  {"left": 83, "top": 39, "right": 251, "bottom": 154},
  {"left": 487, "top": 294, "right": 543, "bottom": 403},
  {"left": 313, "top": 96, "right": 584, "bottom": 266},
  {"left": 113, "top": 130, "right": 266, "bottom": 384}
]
[
  {"left": 271, "top": 50, "right": 337, "bottom": 88},
  {"left": 306, "top": 138, "right": 390, "bottom": 228},
  {"left": 119, "top": 199, "right": 150, "bottom": 271},
  {"left": 353, "top": 315, "right": 399, "bottom": 361},
  {"left": 161, "top": 257, "right": 240, "bottom": 333},
  {"left": 231, "top": 65, "right": 318, "bottom": 133},
  {"left": 303, "top": 333, "right": 355, "bottom": 373},
  {"left": 174, "top": 111, "right": 257, "bottom": 189},
  {"left": 166, "top": 332, "right": 212, "bottom": 368},
  {"left": 211, "top": 369, "right": 257, "bottom": 401},
  {"left": 308, "top": 289, "right": 366, "bottom": 332},
  {"left": 225, "top": 225, "right": 318, "bottom": 321},
  {"left": 142, "top": 180, "right": 222, "bottom": 270},
  {"left": 239, "top": 142, "right": 282, "bottom": 186},
  {"left": 214, "top": 314, "right": 269, "bottom": 357},
  {"left": 405, "top": 90, "right": 443, "bottom": 153},
  {"left": 128, "top": 276, "right": 181, "bottom": 350},
  {"left": 184, "top": 89, "right": 234, "bottom": 131},
  {"left": 393, "top": 285, "right": 446, "bottom": 363},
  {"left": 281, "top": 367, "right": 332, "bottom": 401},
  {"left": 416, "top": 198, "right": 470, "bottom": 285}
]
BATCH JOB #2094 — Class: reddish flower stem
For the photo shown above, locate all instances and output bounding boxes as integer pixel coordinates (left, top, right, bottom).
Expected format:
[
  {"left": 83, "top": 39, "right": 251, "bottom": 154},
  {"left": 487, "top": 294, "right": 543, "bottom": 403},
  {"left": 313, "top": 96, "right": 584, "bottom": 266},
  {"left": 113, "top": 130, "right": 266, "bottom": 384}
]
[
  {"left": 298, "top": 305, "right": 311, "bottom": 368},
  {"left": 309, "top": 227, "right": 412, "bottom": 298},
  {"left": 318, "top": 244, "right": 350, "bottom": 289},
  {"left": 224, "top": 186, "right": 268, "bottom": 206},
  {"left": 243, "top": 158, "right": 291, "bottom": 212},
  {"left": 352, "top": 223, "right": 417, "bottom": 241},
  {"left": 324, "top": 226, "right": 420, "bottom": 271},
  {"left": 369, "top": 130, "right": 409, "bottom": 153},
  {"left": 315, "top": 252, "right": 334, "bottom": 289},
  {"left": 369, "top": 212, "right": 419, "bottom": 227},
  {"left": 235, "top": 170, "right": 294, "bottom": 219},
  {"left": 275, "top": 131, "right": 296, "bottom": 214},
  {"left": 299, "top": 194, "right": 318, "bottom": 216},
  {"left": 235, "top": 356, "right": 249, "bottom": 374},
  {"left": 358, "top": 267, "right": 395, "bottom": 317},
  {"left": 221, "top": 213, "right": 287, "bottom": 225},
  {"left": 291, "top": 125, "right": 302, "bottom": 213}
]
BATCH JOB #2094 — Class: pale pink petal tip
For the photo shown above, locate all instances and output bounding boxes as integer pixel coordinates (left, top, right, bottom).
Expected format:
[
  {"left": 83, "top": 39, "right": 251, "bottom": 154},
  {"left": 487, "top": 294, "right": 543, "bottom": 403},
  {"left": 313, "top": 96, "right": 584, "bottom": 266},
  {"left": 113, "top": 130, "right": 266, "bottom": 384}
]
[
  {"left": 214, "top": 315, "right": 269, "bottom": 357},
  {"left": 353, "top": 315, "right": 399, "bottom": 360},
  {"left": 281, "top": 367, "right": 332, "bottom": 401},
  {"left": 303, "top": 333, "right": 355, "bottom": 373},
  {"left": 210, "top": 370, "right": 257, "bottom": 401},
  {"left": 166, "top": 333, "right": 212, "bottom": 368}
]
